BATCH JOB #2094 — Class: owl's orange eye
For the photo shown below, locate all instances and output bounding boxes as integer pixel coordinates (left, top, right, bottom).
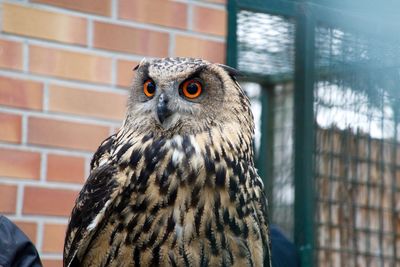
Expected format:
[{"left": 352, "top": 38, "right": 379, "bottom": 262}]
[
  {"left": 143, "top": 79, "right": 156, "bottom": 97},
  {"left": 181, "top": 80, "right": 202, "bottom": 99}
]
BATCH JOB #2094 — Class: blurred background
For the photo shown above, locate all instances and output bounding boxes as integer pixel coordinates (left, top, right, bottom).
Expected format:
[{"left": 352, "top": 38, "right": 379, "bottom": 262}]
[
  {"left": 230, "top": 1, "right": 400, "bottom": 267},
  {"left": 1, "top": 0, "right": 400, "bottom": 266}
]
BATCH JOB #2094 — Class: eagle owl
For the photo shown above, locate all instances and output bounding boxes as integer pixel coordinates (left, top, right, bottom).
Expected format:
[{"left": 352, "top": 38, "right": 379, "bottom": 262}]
[{"left": 64, "top": 57, "right": 271, "bottom": 267}]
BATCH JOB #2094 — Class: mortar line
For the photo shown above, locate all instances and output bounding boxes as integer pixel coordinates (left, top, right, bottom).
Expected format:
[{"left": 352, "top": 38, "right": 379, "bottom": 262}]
[
  {"left": 187, "top": 1, "right": 194, "bottom": 31},
  {"left": 40, "top": 152, "right": 47, "bottom": 182},
  {"left": 1, "top": 19, "right": 224, "bottom": 44},
  {"left": 0, "top": 105, "right": 124, "bottom": 126},
  {"left": 0, "top": 68, "right": 130, "bottom": 94},
  {"left": 15, "top": 184, "right": 24, "bottom": 217},
  {"left": 0, "top": 142, "right": 94, "bottom": 158},
  {"left": 23, "top": 41, "right": 29, "bottom": 72},
  {"left": 21, "top": 114, "right": 28, "bottom": 144},
  {"left": 169, "top": 32, "right": 176, "bottom": 57},
  {"left": 111, "top": 0, "right": 118, "bottom": 19},
  {"left": 87, "top": 19, "right": 94, "bottom": 48},
  {"left": 0, "top": 177, "right": 84, "bottom": 190},
  {"left": 43, "top": 83, "right": 50, "bottom": 112},
  {"left": 36, "top": 221, "right": 44, "bottom": 253},
  {"left": 111, "top": 56, "right": 117, "bottom": 86}
]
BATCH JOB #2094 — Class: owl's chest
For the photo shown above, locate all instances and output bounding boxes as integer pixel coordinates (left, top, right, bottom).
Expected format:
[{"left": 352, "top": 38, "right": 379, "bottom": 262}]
[
  {"left": 88, "top": 135, "right": 265, "bottom": 266},
  {"left": 102, "top": 182, "right": 264, "bottom": 267}
]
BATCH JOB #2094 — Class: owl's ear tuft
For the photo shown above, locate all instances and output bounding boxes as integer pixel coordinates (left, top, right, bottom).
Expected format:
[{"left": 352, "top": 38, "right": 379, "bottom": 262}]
[
  {"left": 133, "top": 58, "right": 148, "bottom": 71},
  {"left": 217, "top": 64, "right": 241, "bottom": 79}
]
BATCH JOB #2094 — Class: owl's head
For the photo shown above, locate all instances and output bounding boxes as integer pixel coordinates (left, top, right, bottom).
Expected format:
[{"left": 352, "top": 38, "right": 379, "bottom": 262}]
[{"left": 125, "top": 57, "right": 254, "bottom": 138}]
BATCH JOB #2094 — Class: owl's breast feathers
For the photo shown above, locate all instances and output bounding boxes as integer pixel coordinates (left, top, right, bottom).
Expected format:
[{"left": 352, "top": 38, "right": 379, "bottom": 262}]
[{"left": 64, "top": 127, "right": 271, "bottom": 267}]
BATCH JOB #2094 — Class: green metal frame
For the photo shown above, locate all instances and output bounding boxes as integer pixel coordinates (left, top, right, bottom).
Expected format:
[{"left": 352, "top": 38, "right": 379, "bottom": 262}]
[
  {"left": 292, "top": 2, "right": 315, "bottom": 266},
  {"left": 226, "top": 0, "right": 238, "bottom": 69},
  {"left": 257, "top": 85, "right": 275, "bottom": 217},
  {"left": 227, "top": 1, "right": 316, "bottom": 266}
]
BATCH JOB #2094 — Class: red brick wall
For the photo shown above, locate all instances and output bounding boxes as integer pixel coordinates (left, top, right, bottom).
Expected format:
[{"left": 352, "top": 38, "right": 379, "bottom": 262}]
[{"left": 0, "top": 1, "right": 226, "bottom": 265}]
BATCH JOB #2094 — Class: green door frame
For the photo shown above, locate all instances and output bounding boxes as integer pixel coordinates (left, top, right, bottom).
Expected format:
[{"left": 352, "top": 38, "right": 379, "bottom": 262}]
[{"left": 292, "top": 2, "right": 316, "bottom": 266}]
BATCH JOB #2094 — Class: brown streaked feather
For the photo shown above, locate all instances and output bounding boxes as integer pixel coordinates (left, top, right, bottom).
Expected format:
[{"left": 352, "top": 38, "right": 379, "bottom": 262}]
[{"left": 64, "top": 134, "right": 128, "bottom": 267}]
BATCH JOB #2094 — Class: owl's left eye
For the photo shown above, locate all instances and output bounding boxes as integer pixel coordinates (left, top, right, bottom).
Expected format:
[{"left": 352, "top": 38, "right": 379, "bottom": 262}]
[
  {"left": 180, "top": 79, "right": 202, "bottom": 99},
  {"left": 143, "top": 79, "right": 156, "bottom": 98}
]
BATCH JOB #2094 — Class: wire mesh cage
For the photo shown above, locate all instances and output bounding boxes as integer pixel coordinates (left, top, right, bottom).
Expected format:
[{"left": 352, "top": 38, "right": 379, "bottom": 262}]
[
  {"left": 314, "top": 21, "right": 400, "bottom": 266},
  {"left": 228, "top": 0, "right": 400, "bottom": 266},
  {"left": 269, "top": 83, "right": 294, "bottom": 239},
  {"left": 234, "top": 6, "right": 296, "bottom": 240},
  {"left": 237, "top": 10, "right": 295, "bottom": 76}
]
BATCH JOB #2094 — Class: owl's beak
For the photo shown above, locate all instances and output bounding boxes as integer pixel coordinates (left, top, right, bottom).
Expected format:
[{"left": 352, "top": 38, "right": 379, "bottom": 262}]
[{"left": 157, "top": 93, "right": 172, "bottom": 124}]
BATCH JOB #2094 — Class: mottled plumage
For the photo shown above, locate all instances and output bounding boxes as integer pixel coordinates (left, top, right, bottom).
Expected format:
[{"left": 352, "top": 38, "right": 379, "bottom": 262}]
[{"left": 64, "top": 57, "right": 271, "bottom": 267}]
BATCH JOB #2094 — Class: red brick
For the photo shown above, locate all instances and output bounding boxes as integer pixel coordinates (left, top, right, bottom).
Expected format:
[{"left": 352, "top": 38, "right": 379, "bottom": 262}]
[
  {"left": 0, "top": 76, "right": 43, "bottom": 110},
  {"left": 29, "top": 45, "right": 112, "bottom": 84},
  {"left": 14, "top": 221, "right": 37, "bottom": 244},
  {"left": 23, "top": 187, "right": 78, "bottom": 216},
  {"left": 0, "top": 184, "right": 17, "bottom": 213},
  {"left": 205, "top": 0, "right": 226, "bottom": 4},
  {"left": 117, "top": 59, "right": 138, "bottom": 87},
  {"left": 193, "top": 6, "right": 226, "bottom": 36},
  {"left": 0, "top": 148, "right": 41, "bottom": 179},
  {"left": 94, "top": 22, "right": 169, "bottom": 57},
  {"left": 49, "top": 85, "right": 126, "bottom": 120},
  {"left": 42, "top": 259, "right": 62, "bottom": 267},
  {"left": 0, "top": 113, "right": 21, "bottom": 143},
  {"left": 0, "top": 39, "right": 23, "bottom": 70},
  {"left": 175, "top": 35, "right": 225, "bottom": 63},
  {"left": 32, "top": 0, "right": 111, "bottom": 16},
  {"left": 119, "top": 0, "right": 187, "bottom": 29},
  {"left": 42, "top": 223, "right": 67, "bottom": 253},
  {"left": 28, "top": 117, "right": 110, "bottom": 152},
  {"left": 47, "top": 154, "right": 85, "bottom": 184},
  {"left": 3, "top": 3, "right": 87, "bottom": 45}
]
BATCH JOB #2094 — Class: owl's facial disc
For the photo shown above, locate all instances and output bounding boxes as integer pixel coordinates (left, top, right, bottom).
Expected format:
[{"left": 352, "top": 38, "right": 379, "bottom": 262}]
[{"left": 130, "top": 58, "right": 242, "bottom": 135}]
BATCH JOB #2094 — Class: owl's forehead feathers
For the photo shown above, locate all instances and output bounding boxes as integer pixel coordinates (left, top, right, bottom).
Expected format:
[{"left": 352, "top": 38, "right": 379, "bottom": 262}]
[{"left": 141, "top": 57, "right": 212, "bottom": 79}]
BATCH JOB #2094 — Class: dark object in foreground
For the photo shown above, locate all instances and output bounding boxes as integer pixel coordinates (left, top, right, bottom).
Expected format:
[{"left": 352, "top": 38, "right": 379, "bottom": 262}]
[
  {"left": 0, "top": 215, "right": 42, "bottom": 267},
  {"left": 270, "top": 224, "right": 300, "bottom": 267}
]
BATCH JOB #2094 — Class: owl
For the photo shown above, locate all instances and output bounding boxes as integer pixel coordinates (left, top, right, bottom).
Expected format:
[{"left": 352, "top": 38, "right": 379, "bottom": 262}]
[{"left": 63, "top": 57, "right": 271, "bottom": 267}]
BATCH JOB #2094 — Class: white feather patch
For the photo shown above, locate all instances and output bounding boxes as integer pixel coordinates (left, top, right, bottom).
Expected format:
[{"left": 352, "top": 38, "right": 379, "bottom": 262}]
[
  {"left": 172, "top": 150, "right": 184, "bottom": 166},
  {"left": 98, "top": 158, "right": 108, "bottom": 167},
  {"left": 175, "top": 223, "right": 183, "bottom": 238},
  {"left": 87, "top": 199, "right": 112, "bottom": 231},
  {"left": 189, "top": 136, "right": 201, "bottom": 154},
  {"left": 172, "top": 135, "right": 183, "bottom": 148}
]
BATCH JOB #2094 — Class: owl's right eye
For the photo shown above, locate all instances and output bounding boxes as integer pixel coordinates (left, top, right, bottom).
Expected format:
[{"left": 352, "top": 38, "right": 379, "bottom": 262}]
[{"left": 143, "top": 79, "right": 156, "bottom": 98}]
